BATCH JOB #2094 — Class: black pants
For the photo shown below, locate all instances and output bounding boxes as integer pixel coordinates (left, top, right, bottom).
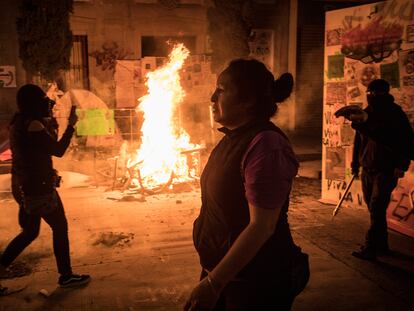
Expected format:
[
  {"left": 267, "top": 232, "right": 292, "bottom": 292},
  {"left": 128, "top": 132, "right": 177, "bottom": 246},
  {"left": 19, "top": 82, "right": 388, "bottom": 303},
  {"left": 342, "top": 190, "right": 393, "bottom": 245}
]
[
  {"left": 361, "top": 169, "right": 398, "bottom": 251},
  {"left": 200, "top": 270, "right": 295, "bottom": 311},
  {"left": 0, "top": 186, "right": 72, "bottom": 276}
]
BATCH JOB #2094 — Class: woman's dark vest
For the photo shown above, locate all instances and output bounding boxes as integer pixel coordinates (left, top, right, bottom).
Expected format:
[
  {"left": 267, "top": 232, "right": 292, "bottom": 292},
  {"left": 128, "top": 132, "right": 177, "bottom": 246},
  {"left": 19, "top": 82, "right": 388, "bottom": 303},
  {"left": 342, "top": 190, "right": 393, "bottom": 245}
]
[{"left": 193, "top": 121, "right": 295, "bottom": 281}]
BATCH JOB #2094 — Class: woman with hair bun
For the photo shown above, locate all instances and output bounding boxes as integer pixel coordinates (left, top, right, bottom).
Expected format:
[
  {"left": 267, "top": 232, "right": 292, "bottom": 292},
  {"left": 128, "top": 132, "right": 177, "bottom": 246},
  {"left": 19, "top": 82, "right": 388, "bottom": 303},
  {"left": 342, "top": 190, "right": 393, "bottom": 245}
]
[{"left": 185, "top": 59, "right": 308, "bottom": 311}]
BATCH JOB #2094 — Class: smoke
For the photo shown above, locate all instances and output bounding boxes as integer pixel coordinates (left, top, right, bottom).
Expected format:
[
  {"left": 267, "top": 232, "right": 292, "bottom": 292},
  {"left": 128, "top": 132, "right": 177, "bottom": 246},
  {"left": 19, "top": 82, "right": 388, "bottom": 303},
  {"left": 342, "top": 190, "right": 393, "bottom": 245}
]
[{"left": 273, "top": 96, "right": 294, "bottom": 130}]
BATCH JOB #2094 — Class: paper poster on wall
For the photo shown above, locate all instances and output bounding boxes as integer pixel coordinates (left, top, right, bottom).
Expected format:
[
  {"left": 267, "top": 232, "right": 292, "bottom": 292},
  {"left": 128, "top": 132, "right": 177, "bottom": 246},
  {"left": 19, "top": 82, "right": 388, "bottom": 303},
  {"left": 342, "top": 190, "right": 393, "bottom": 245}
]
[
  {"left": 325, "top": 147, "right": 346, "bottom": 180},
  {"left": 326, "top": 82, "right": 347, "bottom": 106},
  {"left": 399, "top": 49, "right": 414, "bottom": 94},
  {"left": 347, "top": 86, "right": 362, "bottom": 101},
  {"left": 115, "top": 60, "right": 149, "bottom": 108},
  {"left": 406, "top": 24, "right": 414, "bottom": 43},
  {"left": 326, "top": 28, "right": 343, "bottom": 46},
  {"left": 344, "top": 60, "right": 358, "bottom": 87},
  {"left": 380, "top": 62, "right": 400, "bottom": 88},
  {"left": 0, "top": 66, "right": 16, "bottom": 88},
  {"left": 248, "top": 29, "right": 274, "bottom": 71},
  {"left": 76, "top": 109, "right": 115, "bottom": 136},
  {"left": 115, "top": 60, "right": 139, "bottom": 108},
  {"left": 327, "top": 55, "right": 345, "bottom": 79},
  {"left": 357, "top": 64, "right": 380, "bottom": 88},
  {"left": 340, "top": 123, "right": 354, "bottom": 146}
]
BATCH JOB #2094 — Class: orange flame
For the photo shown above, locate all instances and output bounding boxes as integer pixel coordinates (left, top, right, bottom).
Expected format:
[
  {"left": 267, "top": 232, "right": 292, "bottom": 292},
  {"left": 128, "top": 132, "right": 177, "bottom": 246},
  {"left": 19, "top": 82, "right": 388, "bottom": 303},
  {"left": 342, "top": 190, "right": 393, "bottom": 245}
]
[{"left": 127, "top": 43, "right": 199, "bottom": 189}]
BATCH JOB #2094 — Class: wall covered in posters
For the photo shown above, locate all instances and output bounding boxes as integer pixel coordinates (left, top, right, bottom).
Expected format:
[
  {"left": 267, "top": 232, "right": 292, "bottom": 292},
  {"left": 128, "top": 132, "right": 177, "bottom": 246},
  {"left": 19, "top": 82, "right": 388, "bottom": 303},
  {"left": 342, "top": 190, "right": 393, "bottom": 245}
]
[
  {"left": 115, "top": 55, "right": 216, "bottom": 109},
  {"left": 323, "top": 0, "right": 414, "bottom": 237}
]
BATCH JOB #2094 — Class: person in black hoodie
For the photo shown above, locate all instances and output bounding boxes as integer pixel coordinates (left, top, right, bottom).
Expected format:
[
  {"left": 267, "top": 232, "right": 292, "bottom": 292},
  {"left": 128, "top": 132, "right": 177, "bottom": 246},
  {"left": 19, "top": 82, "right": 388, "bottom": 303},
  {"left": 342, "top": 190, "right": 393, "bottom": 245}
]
[
  {"left": 338, "top": 79, "right": 413, "bottom": 261},
  {"left": 184, "top": 59, "right": 309, "bottom": 311},
  {"left": 0, "top": 84, "right": 90, "bottom": 295}
]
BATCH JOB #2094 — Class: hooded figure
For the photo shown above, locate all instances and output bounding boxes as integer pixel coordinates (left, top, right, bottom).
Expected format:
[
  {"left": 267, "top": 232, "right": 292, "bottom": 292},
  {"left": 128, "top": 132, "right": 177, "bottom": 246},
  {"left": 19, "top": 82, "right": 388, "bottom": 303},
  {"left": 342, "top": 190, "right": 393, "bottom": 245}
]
[
  {"left": 0, "top": 84, "right": 90, "bottom": 294},
  {"left": 350, "top": 79, "right": 414, "bottom": 260}
]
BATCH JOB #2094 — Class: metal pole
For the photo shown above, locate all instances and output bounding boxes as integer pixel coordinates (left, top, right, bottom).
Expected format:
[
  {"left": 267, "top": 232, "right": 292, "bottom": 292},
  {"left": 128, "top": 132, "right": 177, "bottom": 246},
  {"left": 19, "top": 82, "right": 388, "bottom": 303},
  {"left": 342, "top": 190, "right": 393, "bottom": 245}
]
[{"left": 332, "top": 175, "right": 356, "bottom": 218}]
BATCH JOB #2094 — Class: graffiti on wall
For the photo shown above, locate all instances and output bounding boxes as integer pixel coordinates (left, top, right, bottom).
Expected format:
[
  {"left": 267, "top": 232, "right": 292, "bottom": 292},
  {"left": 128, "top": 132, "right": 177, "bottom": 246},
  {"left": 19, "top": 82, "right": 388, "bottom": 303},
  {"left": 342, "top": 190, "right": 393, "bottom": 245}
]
[
  {"left": 341, "top": 17, "right": 403, "bottom": 64},
  {"left": 387, "top": 175, "right": 414, "bottom": 236},
  {"left": 377, "top": 0, "right": 414, "bottom": 22},
  {"left": 89, "top": 41, "right": 130, "bottom": 72},
  {"left": 326, "top": 179, "right": 364, "bottom": 206},
  {"left": 390, "top": 192, "right": 414, "bottom": 221}
]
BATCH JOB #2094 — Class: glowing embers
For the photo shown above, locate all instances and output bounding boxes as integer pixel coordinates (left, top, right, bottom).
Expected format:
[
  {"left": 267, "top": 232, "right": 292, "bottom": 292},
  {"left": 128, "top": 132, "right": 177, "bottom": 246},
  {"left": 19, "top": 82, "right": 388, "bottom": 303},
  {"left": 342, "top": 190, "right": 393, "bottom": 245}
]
[{"left": 126, "top": 44, "right": 202, "bottom": 194}]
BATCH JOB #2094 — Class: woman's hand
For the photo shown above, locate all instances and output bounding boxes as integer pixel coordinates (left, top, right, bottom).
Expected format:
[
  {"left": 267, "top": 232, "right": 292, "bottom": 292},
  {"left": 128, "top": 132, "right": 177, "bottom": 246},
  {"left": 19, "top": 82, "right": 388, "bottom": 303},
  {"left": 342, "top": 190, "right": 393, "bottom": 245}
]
[{"left": 184, "top": 276, "right": 219, "bottom": 311}]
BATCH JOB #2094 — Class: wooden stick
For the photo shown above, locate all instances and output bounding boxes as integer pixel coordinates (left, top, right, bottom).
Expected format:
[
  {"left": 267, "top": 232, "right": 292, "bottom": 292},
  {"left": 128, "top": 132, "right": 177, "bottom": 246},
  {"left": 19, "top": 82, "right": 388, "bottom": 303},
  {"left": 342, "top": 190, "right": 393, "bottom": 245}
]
[{"left": 332, "top": 175, "right": 356, "bottom": 218}]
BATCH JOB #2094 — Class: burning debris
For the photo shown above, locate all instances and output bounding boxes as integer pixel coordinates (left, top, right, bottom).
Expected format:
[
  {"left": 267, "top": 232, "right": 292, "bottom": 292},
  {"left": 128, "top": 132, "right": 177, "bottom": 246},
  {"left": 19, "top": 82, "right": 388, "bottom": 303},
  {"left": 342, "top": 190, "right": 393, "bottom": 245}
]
[{"left": 117, "top": 44, "right": 204, "bottom": 195}]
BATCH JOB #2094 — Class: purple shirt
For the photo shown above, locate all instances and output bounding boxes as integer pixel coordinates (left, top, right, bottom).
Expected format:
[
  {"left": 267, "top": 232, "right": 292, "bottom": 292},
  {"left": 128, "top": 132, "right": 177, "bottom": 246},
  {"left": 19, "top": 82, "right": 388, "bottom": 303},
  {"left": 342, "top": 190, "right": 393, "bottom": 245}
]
[{"left": 241, "top": 130, "right": 299, "bottom": 210}]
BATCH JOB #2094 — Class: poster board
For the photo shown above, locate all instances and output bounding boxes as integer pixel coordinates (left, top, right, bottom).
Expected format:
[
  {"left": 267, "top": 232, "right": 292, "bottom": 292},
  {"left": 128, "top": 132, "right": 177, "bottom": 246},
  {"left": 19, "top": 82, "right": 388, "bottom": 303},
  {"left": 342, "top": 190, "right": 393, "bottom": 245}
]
[
  {"left": 323, "top": 0, "right": 414, "bottom": 237},
  {"left": 115, "top": 60, "right": 147, "bottom": 108},
  {"left": 76, "top": 108, "right": 115, "bottom": 136}
]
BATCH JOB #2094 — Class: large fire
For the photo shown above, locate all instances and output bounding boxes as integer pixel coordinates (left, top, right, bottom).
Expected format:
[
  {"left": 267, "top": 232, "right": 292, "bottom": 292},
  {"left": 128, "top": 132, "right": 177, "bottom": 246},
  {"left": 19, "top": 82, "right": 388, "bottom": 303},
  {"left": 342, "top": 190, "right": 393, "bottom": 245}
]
[{"left": 126, "top": 43, "right": 200, "bottom": 192}]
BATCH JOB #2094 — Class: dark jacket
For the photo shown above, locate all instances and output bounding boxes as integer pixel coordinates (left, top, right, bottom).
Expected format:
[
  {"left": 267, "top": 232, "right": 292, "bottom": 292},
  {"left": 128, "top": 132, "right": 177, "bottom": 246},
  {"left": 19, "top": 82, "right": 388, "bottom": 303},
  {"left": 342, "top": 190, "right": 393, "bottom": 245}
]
[
  {"left": 352, "top": 94, "right": 413, "bottom": 173},
  {"left": 10, "top": 113, "right": 74, "bottom": 195},
  {"left": 193, "top": 121, "right": 295, "bottom": 283}
]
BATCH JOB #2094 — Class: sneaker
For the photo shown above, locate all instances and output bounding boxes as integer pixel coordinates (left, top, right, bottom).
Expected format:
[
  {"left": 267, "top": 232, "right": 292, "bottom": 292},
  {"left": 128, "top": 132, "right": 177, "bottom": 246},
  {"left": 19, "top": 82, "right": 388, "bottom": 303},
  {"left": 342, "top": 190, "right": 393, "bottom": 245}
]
[
  {"left": 58, "top": 274, "right": 91, "bottom": 288},
  {"left": 352, "top": 247, "right": 376, "bottom": 261}
]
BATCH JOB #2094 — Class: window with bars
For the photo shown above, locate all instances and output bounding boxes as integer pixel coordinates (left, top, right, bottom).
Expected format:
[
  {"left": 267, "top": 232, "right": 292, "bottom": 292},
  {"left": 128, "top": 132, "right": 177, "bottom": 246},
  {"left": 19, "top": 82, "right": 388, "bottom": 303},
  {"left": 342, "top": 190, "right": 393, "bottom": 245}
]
[{"left": 63, "top": 35, "right": 90, "bottom": 90}]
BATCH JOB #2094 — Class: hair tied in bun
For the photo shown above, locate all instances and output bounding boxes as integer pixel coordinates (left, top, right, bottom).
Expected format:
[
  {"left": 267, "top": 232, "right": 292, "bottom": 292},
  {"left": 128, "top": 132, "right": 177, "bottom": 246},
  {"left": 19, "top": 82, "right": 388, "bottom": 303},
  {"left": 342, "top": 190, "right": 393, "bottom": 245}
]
[{"left": 273, "top": 72, "right": 294, "bottom": 103}]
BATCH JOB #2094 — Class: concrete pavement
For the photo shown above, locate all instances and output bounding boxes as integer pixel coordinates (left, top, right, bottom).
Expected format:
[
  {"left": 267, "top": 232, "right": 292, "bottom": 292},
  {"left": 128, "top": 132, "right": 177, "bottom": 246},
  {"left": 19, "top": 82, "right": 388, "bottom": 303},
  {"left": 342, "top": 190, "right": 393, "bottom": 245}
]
[{"left": 0, "top": 176, "right": 413, "bottom": 310}]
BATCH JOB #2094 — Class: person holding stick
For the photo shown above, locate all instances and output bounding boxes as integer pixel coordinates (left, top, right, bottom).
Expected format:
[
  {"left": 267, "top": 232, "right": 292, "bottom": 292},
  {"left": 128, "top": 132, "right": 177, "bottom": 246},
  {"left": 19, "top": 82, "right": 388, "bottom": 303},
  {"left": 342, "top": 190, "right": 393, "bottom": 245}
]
[{"left": 335, "top": 79, "right": 414, "bottom": 261}]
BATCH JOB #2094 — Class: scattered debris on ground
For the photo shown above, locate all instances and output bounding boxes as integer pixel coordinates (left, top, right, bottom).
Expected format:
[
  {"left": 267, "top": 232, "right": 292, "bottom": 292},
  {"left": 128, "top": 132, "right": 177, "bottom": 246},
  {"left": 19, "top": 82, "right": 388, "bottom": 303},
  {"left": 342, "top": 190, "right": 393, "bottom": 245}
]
[
  {"left": 118, "top": 195, "right": 146, "bottom": 202},
  {"left": 92, "top": 232, "right": 135, "bottom": 248}
]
